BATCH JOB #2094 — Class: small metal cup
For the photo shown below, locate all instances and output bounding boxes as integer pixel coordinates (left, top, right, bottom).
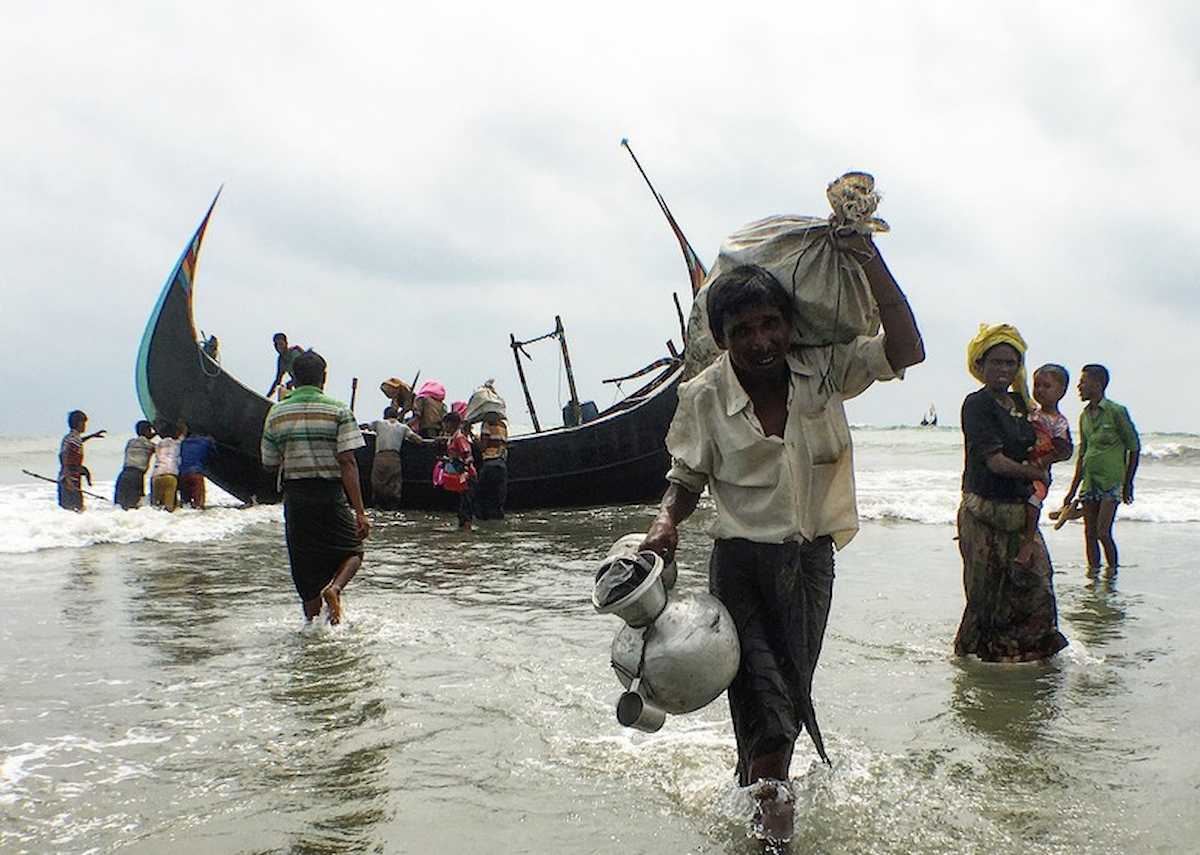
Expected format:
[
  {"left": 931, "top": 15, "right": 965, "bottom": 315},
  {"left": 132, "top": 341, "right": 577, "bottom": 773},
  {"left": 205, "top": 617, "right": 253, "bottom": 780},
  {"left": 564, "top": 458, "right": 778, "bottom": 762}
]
[{"left": 615, "top": 679, "right": 667, "bottom": 733}]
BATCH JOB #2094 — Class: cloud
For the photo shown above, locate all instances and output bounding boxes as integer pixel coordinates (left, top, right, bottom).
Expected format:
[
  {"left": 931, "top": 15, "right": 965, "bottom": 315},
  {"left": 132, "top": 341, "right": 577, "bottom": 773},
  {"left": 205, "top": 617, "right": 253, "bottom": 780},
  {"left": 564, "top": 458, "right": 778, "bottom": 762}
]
[{"left": 1, "top": 1, "right": 1197, "bottom": 438}]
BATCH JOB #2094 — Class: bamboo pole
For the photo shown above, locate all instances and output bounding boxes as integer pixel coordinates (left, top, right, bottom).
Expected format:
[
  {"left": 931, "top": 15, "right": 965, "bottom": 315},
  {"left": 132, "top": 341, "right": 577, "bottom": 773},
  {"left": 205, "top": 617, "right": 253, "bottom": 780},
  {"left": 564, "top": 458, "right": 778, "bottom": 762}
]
[
  {"left": 556, "top": 315, "right": 583, "bottom": 427},
  {"left": 511, "top": 333, "right": 541, "bottom": 432}
]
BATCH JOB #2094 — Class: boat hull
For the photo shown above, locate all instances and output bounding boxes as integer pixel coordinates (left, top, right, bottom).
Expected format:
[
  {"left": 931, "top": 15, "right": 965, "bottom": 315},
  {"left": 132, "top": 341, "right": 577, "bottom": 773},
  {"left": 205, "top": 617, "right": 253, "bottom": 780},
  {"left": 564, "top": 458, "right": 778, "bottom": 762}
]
[{"left": 138, "top": 200, "right": 679, "bottom": 510}]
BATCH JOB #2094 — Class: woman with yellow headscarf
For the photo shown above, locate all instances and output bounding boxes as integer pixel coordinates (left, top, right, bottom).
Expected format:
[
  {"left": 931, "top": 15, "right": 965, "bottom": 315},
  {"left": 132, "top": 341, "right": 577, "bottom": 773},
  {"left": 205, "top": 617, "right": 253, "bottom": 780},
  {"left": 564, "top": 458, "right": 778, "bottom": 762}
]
[{"left": 953, "top": 324, "right": 1068, "bottom": 662}]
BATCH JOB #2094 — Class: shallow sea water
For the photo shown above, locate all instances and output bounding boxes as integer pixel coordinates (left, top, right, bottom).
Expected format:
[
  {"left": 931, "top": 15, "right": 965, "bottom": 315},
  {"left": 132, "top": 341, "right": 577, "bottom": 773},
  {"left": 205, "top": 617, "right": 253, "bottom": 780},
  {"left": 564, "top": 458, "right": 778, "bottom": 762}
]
[
  {"left": 2, "top": 504, "right": 1198, "bottom": 854},
  {"left": 3, "top": 428, "right": 1198, "bottom": 853}
]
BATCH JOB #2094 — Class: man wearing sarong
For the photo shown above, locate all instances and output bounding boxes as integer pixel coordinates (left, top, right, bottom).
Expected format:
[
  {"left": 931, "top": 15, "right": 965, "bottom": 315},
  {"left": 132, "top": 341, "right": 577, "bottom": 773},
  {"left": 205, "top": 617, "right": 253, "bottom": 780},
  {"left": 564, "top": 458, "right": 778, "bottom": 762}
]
[
  {"left": 114, "top": 420, "right": 156, "bottom": 509},
  {"left": 58, "top": 410, "right": 106, "bottom": 511},
  {"left": 475, "top": 413, "right": 509, "bottom": 520},
  {"left": 262, "top": 350, "right": 370, "bottom": 624},
  {"left": 367, "top": 406, "right": 433, "bottom": 510},
  {"left": 642, "top": 241, "right": 923, "bottom": 849},
  {"left": 178, "top": 428, "right": 217, "bottom": 509}
]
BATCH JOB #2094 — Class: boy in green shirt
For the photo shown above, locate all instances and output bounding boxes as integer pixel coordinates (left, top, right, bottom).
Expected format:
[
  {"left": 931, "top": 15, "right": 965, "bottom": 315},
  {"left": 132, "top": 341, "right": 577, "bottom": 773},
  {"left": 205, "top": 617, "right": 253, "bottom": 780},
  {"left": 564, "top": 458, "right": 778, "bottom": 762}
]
[{"left": 1060, "top": 364, "right": 1140, "bottom": 576}]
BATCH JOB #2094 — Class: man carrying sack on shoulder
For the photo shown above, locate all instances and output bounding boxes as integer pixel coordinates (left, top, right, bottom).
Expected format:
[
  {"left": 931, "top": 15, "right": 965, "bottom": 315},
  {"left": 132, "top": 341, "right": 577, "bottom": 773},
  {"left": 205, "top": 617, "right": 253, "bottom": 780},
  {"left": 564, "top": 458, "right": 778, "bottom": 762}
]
[{"left": 641, "top": 230, "right": 924, "bottom": 851}]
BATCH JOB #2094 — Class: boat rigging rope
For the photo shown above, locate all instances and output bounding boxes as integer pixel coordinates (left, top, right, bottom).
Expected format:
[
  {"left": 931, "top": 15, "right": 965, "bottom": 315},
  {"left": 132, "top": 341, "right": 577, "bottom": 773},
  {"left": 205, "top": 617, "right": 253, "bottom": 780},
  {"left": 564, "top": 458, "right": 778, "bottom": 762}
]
[{"left": 196, "top": 342, "right": 222, "bottom": 378}]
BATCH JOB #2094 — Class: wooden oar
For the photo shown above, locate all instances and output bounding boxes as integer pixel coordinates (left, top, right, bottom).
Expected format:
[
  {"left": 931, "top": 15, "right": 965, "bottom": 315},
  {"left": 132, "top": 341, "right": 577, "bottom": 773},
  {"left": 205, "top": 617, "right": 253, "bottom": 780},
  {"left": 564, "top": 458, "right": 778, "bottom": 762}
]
[{"left": 22, "top": 469, "right": 111, "bottom": 502}]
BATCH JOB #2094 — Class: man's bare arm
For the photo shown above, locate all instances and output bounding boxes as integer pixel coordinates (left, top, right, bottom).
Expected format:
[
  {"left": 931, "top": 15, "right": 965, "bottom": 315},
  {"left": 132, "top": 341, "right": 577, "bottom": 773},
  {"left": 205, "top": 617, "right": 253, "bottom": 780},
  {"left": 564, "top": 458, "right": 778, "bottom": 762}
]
[
  {"left": 865, "top": 251, "right": 924, "bottom": 372},
  {"left": 839, "top": 235, "right": 924, "bottom": 372},
  {"left": 336, "top": 450, "right": 371, "bottom": 540},
  {"left": 641, "top": 483, "right": 701, "bottom": 562}
]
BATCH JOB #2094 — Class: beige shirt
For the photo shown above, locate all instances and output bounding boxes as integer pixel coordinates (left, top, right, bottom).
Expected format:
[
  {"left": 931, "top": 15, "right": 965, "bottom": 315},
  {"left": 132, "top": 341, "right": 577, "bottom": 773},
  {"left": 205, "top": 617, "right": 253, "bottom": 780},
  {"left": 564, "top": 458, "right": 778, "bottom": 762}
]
[{"left": 666, "top": 335, "right": 902, "bottom": 549}]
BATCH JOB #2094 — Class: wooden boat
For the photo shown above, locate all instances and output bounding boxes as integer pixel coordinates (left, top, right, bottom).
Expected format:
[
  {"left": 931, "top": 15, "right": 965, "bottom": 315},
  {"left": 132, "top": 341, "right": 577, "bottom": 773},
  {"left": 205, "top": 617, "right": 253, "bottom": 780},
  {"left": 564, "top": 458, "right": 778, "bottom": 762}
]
[{"left": 136, "top": 192, "right": 683, "bottom": 509}]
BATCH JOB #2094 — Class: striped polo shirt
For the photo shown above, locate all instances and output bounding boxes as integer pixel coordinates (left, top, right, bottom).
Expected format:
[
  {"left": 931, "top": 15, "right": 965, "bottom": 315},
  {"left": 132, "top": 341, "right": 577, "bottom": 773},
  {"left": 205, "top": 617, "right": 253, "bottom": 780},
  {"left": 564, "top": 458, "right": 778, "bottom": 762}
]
[{"left": 261, "top": 386, "right": 365, "bottom": 481}]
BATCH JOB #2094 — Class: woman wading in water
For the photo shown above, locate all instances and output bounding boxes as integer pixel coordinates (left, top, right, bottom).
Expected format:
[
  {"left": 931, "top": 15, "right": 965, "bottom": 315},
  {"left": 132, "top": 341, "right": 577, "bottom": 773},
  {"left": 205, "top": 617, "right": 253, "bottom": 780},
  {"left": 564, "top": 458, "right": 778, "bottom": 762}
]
[{"left": 953, "top": 325, "right": 1069, "bottom": 662}]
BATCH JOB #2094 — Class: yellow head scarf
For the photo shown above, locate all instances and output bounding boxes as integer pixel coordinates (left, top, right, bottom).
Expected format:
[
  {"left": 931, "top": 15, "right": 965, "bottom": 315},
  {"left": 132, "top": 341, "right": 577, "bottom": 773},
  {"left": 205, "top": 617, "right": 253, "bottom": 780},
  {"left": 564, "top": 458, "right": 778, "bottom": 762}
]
[{"left": 967, "top": 323, "right": 1033, "bottom": 408}]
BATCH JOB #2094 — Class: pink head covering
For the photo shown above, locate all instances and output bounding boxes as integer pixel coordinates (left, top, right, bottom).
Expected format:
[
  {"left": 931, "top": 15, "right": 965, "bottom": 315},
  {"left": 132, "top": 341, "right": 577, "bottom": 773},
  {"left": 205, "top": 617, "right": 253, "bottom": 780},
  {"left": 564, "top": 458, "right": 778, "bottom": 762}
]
[
  {"left": 416, "top": 380, "right": 446, "bottom": 402},
  {"left": 451, "top": 400, "right": 467, "bottom": 419}
]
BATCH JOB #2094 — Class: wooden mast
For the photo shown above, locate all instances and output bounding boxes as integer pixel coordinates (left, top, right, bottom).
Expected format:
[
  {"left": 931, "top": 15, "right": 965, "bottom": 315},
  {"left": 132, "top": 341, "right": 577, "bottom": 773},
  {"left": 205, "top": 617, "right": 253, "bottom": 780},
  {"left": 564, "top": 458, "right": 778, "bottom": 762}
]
[
  {"left": 510, "top": 333, "right": 541, "bottom": 433},
  {"left": 556, "top": 315, "right": 583, "bottom": 427}
]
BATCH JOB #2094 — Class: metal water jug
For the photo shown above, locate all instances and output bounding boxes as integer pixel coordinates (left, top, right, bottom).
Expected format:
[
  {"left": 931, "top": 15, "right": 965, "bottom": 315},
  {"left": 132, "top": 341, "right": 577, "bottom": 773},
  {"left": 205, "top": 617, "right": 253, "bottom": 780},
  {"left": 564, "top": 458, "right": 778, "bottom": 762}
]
[{"left": 593, "top": 533, "right": 740, "bottom": 732}]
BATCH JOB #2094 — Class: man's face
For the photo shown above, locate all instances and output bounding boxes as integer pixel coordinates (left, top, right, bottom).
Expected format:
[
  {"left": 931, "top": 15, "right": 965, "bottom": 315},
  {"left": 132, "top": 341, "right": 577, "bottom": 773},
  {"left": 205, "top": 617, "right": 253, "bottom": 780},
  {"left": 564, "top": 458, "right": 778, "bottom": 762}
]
[
  {"left": 1078, "top": 371, "right": 1102, "bottom": 402},
  {"left": 1033, "top": 369, "right": 1066, "bottom": 409},
  {"left": 274, "top": 337, "right": 287, "bottom": 354},
  {"left": 723, "top": 304, "right": 790, "bottom": 381},
  {"left": 979, "top": 345, "right": 1020, "bottom": 391}
]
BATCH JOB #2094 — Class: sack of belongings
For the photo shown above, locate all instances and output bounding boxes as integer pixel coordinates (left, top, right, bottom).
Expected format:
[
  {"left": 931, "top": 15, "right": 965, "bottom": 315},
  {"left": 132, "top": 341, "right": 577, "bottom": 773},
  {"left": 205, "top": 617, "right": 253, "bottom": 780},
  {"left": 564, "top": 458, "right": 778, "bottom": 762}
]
[
  {"left": 683, "top": 172, "right": 890, "bottom": 380},
  {"left": 380, "top": 378, "right": 413, "bottom": 411},
  {"left": 464, "top": 380, "right": 506, "bottom": 424}
]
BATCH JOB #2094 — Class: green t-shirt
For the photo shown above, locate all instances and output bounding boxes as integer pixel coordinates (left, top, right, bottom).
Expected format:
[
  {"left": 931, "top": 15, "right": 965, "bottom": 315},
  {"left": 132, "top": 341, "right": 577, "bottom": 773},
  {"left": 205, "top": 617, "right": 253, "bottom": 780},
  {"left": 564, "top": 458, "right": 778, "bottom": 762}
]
[{"left": 1079, "top": 398, "right": 1139, "bottom": 493}]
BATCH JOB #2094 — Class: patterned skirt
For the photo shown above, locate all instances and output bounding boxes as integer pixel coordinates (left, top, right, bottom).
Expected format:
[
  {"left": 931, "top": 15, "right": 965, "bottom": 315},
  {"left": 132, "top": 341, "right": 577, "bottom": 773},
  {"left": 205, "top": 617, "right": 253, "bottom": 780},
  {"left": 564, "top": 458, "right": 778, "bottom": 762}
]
[{"left": 953, "top": 493, "right": 1069, "bottom": 661}]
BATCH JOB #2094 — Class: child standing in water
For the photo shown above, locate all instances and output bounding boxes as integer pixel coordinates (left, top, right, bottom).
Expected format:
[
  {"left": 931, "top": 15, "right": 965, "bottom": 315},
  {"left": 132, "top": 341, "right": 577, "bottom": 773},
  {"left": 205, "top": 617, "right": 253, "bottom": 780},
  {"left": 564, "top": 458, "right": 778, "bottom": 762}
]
[
  {"left": 436, "top": 411, "right": 477, "bottom": 530},
  {"left": 1016, "top": 364, "right": 1074, "bottom": 566}
]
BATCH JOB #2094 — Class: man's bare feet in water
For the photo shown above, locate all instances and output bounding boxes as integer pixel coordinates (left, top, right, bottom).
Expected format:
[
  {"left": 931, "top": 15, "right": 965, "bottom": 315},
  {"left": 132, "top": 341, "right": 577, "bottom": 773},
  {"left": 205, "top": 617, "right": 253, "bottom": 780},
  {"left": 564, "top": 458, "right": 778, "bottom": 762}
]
[
  {"left": 321, "top": 583, "right": 343, "bottom": 625},
  {"left": 751, "top": 779, "right": 794, "bottom": 853}
]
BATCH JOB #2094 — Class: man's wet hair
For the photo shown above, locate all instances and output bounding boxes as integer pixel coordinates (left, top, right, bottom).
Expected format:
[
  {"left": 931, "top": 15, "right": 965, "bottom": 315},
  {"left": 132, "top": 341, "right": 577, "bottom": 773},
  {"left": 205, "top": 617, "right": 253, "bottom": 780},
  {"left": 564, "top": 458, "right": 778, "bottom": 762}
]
[
  {"left": 67, "top": 410, "right": 86, "bottom": 429},
  {"left": 1035, "top": 363, "right": 1070, "bottom": 387},
  {"left": 706, "top": 265, "right": 793, "bottom": 347},
  {"left": 383, "top": 406, "right": 398, "bottom": 420},
  {"left": 273, "top": 332, "right": 288, "bottom": 344},
  {"left": 1082, "top": 363, "right": 1110, "bottom": 391},
  {"left": 135, "top": 420, "right": 153, "bottom": 436},
  {"left": 291, "top": 349, "right": 327, "bottom": 387},
  {"left": 156, "top": 419, "right": 178, "bottom": 439}
]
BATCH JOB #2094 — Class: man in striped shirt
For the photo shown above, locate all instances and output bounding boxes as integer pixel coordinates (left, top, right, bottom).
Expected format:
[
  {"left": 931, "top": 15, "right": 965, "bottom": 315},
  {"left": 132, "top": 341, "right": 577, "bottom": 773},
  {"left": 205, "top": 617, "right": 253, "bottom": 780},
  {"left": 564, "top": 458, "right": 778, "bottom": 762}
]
[{"left": 261, "top": 350, "right": 370, "bottom": 624}]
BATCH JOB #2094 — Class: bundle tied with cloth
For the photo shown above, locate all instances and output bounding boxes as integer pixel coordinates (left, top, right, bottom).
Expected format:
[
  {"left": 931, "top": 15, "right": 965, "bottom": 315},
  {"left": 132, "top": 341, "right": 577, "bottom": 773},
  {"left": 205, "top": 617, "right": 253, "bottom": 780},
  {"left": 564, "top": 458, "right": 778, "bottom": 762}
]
[
  {"left": 683, "top": 171, "right": 891, "bottom": 380},
  {"left": 464, "top": 379, "right": 506, "bottom": 424},
  {"left": 966, "top": 323, "right": 1034, "bottom": 408},
  {"left": 380, "top": 378, "right": 414, "bottom": 412}
]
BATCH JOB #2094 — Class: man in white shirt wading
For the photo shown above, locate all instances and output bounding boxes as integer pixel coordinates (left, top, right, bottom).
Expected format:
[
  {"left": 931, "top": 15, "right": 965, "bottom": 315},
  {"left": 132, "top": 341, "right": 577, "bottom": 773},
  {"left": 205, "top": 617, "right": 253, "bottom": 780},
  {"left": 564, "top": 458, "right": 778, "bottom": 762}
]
[{"left": 642, "top": 236, "right": 924, "bottom": 849}]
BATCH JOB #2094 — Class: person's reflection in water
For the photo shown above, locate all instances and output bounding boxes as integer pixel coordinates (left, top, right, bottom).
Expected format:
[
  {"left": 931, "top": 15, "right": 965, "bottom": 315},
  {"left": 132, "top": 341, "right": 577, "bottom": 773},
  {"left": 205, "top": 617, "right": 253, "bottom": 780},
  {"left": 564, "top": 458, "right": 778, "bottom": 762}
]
[
  {"left": 61, "top": 553, "right": 103, "bottom": 634},
  {"left": 125, "top": 548, "right": 238, "bottom": 667},
  {"left": 1062, "top": 577, "right": 1128, "bottom": 649},
  {"left": 268, "top": 633, "right": 390, "bottom": 854},
  {"left": 950, "top": 659, "right": 1066, "bottom": 753}
]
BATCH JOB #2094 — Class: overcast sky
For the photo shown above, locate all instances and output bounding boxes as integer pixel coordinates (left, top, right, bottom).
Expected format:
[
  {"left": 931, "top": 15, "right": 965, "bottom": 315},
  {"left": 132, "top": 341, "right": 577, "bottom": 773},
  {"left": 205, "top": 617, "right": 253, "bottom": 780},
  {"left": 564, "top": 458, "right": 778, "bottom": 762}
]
[{"left": 2, "top": 1, "right": 1197, "bottom": 438}]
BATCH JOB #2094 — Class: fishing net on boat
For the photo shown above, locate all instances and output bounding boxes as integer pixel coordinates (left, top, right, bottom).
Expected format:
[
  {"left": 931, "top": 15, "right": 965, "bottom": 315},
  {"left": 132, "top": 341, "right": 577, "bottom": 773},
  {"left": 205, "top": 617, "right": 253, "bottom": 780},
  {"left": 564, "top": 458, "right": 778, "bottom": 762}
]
[{"left": 683, "top": 172, "right": 889, "bottom": 380}]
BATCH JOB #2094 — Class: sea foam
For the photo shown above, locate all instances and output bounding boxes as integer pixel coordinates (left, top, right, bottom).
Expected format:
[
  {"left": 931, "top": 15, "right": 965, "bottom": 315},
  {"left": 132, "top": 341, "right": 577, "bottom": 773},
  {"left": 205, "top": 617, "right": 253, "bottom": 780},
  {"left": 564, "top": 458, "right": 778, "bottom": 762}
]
[{"left": 0, "top": 482, "right": 281, "bottom": 554}]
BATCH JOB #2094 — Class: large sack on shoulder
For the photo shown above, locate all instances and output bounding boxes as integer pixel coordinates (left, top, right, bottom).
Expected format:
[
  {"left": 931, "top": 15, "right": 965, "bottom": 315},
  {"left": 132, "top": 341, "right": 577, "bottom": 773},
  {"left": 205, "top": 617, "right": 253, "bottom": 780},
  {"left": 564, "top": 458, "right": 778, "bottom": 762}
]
[
  {"left": 683, "top": 172, "right": 889, "bottom": 380},
  {"left": 465, "top": 380, "right": 506, "bottom": 423}
]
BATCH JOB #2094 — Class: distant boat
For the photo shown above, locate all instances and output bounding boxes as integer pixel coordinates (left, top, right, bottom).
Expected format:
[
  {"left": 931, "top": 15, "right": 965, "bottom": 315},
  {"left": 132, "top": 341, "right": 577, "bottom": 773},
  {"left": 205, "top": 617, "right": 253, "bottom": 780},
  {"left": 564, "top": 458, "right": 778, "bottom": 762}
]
[
  {"left": 919, "top": 403, "right": 938, "bottom": 427},
  {"left": 135, "top": 192, "right": 684, "bottom": 509}
]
